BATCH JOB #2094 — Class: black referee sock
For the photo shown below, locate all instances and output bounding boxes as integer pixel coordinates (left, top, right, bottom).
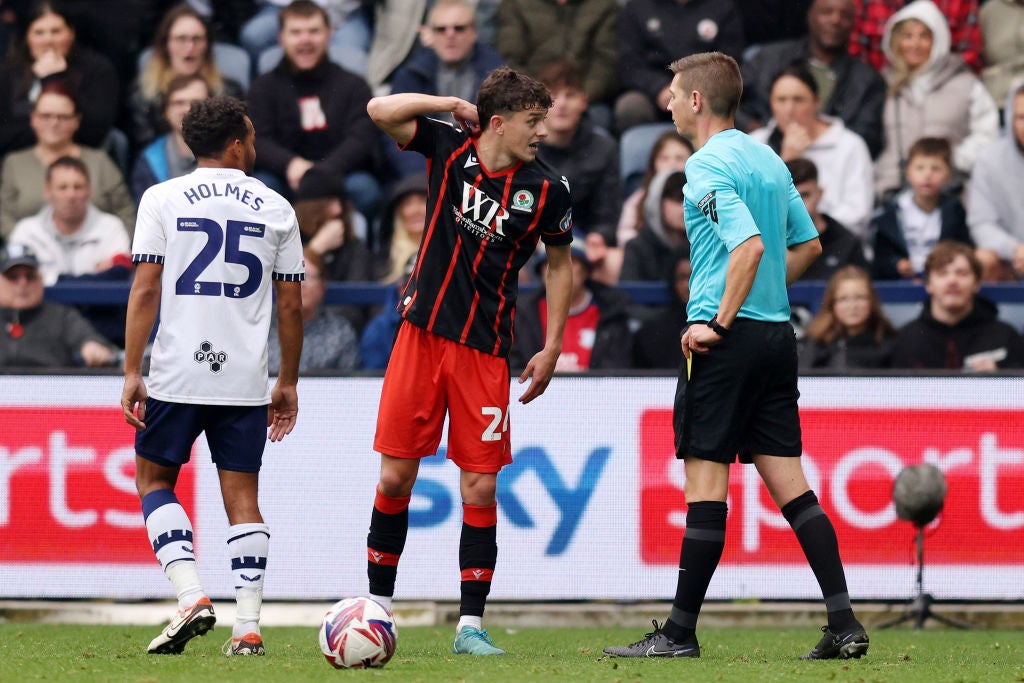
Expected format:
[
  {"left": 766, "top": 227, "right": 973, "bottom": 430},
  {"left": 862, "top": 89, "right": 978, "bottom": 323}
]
[
  {"left": 366, "top": 488, "right": 410, "bottom": 598},
  {"left": 782, "top": 490, "right": 857, "bottom": 633},
  {"left": 663, "top": 500, "right": 728, "bottom": 643}
]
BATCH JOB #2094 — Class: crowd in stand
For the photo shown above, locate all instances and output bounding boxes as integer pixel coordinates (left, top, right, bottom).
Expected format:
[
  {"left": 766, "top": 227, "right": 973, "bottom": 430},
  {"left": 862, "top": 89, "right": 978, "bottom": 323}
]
[{"left": 1, "top": 0, "right": 1024, "bottom": 373}]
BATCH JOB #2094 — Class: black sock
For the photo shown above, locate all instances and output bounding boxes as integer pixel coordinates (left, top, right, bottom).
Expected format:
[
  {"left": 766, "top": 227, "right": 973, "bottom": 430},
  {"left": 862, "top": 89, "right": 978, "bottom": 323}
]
[
  {"left": 366, "top": 488, "right": 410, "bottom": 598},
  {"left": 663, "top": 500, "right": 727, "bottom": 643},
  {"left": 782, "top": 490, "right": 857, "bottom": 632},
  {"left": 459, "top": 503, "right": 497, "bottom": 617}
]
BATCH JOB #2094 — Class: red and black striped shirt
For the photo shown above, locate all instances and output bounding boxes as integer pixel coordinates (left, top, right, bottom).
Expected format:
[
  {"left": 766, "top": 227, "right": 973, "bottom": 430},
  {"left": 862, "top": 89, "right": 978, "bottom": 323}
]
[{"left": 398, "top": 116, "right": 574, "bottom": 357}]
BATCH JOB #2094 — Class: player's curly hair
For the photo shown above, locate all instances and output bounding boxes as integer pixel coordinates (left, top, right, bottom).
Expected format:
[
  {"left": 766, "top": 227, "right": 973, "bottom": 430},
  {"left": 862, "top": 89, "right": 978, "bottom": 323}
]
[
  {"left": 182, "top": 95, "right": 249, "bottom": 159},
  {"left": 476, "top": 66, "right": 552, "bottom": 131}
]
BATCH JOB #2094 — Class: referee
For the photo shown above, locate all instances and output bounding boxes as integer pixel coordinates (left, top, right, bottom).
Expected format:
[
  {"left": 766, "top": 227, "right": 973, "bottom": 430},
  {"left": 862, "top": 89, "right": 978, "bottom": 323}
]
[{"left": 605, "top": 52, "right": 869, "bottom": 661}]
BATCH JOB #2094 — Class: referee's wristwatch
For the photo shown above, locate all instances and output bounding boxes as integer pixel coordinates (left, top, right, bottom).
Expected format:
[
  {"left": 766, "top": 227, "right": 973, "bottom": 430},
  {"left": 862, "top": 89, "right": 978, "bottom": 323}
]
[{"left": 707, "top": 314, "right": 730, "bottom": 337}]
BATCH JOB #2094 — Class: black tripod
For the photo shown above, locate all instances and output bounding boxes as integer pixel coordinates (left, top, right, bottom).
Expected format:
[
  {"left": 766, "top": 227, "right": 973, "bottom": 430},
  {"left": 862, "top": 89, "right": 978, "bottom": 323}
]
[{"left": 879, "top": 524, "right": 973, "bottom": 630}]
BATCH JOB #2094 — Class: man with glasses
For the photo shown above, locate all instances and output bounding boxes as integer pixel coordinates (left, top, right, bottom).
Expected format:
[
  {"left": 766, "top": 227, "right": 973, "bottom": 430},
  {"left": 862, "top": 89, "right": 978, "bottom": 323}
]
[
  {"left": 0, "top": 243, "right": 115, "bottom": 368},
  {"left": 386, "top": 0, "right": 504, "bottom": 178}
]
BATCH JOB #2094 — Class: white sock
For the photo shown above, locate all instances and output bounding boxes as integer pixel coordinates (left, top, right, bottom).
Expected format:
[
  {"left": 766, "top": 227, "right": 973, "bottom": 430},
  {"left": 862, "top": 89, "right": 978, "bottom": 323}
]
[
  {"left": 166, "top": 561, "right": 205, "bottom": 610},
  {"left": 369, "top": 594, "right": 392, "bottom": 612},
  {"left": 227, "top": 523, "right": 270, "bottom": 637},
  {"left": 142, "top": 491, "right": 204, "bottom": 609},
  {"left": 457, "top": 615, "right": 482, "bottom": 632}
]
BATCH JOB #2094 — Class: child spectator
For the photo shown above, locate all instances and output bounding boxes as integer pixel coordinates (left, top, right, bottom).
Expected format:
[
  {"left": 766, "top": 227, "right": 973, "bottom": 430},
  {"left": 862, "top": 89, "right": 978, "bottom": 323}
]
[
  {"left": 800, "top": 265, "right": 896, "bottom": 369},
  {"left": 130, "top": 74, "right": 210, "bottom": 203},
  {"left": 621, "top": 170, "right": 687, "bottom": 282},
  {"left": 871, "top": 137, "right": 972, "bottom": 280},
  {"left": 617, "top": 130, "right": 692, "bottom": 248},
  {"left": 787, "top": 157, "right": 868, "bottom": 281}
]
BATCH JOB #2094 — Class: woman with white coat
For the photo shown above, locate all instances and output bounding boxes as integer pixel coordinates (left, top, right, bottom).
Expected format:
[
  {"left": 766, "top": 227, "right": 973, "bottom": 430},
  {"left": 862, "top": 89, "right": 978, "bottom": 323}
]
[{"left": 874, "top": 0, "right": 999, "bottom": 198}]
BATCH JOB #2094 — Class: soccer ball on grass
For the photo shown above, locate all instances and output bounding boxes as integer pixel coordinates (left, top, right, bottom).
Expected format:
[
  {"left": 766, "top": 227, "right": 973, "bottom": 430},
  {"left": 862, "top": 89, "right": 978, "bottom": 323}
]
[{"left": 319, "top": 597, "right": 397, "bottom": 669}]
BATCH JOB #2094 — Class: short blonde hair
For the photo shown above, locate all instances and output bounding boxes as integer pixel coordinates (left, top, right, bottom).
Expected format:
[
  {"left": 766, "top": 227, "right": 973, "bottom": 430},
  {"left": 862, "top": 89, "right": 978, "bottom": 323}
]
[{"left": 669, "top": 52, "right": 742, "bottom": 119}]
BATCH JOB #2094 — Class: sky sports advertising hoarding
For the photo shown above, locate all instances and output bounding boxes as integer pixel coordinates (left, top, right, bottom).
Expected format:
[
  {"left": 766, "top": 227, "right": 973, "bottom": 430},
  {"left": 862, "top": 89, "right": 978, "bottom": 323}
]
[{"left": 0, "top": 375, "right": 1021, "bottom": 602}]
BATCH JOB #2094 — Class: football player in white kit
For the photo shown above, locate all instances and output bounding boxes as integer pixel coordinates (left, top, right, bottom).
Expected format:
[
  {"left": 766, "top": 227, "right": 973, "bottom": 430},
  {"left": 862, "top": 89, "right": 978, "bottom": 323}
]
[{"left": 120, "top": 96, "right": 304, "bottom": 657}]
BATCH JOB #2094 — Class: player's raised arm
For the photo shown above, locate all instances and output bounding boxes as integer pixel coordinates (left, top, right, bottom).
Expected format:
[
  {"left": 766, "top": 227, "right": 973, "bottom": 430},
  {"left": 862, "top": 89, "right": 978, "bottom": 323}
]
[{"left": 367, "top": 93, "right": 479, "bottom": 146}]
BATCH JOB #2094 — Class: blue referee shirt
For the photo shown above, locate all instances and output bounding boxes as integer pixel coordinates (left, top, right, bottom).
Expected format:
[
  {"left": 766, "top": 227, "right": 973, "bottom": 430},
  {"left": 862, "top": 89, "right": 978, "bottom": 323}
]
[{"left": 683, "top": 129, "right": 818, "bottom": 323}]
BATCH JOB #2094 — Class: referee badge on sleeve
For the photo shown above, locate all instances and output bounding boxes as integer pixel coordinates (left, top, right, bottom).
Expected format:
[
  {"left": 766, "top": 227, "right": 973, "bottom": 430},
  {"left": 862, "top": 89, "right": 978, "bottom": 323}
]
[{"left": 698, "top": 191, "right": 718, "bottom": 223}]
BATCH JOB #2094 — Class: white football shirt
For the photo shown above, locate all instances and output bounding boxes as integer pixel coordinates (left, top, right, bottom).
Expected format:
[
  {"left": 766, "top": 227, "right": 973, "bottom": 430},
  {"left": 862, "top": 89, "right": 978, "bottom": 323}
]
[{"left": 132, "top": 167, "right": 304, "bottom": 405}]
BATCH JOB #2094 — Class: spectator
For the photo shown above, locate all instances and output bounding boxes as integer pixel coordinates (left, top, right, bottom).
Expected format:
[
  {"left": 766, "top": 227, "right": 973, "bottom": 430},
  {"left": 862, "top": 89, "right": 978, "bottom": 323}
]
[
  {"left": 496, "top": 0, "right": 618, "bottom": 127},
  {"left": 247, "top": 0, "right": 380, "bottom": 220},
  {"left": 738, "top": 0, "right": 887, "bottom": 158},
  {"left": 7, "top": 156, "right": 131, "bottom": 286},
  {"left": 536, "top": 59, "right": 621, "bottom": 247},
  {"left": 130, "top": 74, "right": 209, "bottom": 204},
  {"left": 621, "top": 169, "right": 687, "bottom": 282},
  {"left": 1, "top": 83, "right": 135, "bottom": 239},
  {"left": 969, "top": 81, "right": 1024, "bottom": 280},
  {"left": 614, "top": 0, "right": 744, "bottom": 132},
  {"left": 0, "top": 243, "right": 115, "bottom": 368},
  {"left": 891, "top": 240, "right": 1024, "bottom": 369},
  {"left": 979, "top": 0, "right": 1024, "bottom": 111},
  {"left": 872, "top": 137, "right": 972, "bottom": 280},
  {"left": 849, "top": 0, "right": 983, "bottom": 72},
  {"left": 617, "top": 129, "right": 692, "bottom": 247},
  {"left": 800, "top": 265, "right": 896, "bottom": 368},
  {"left": 365, "top": 0, "right": 429, "bottom": 91},
  {"left": 631, "top": 247, "right": 691, "bottom": 370},
  {"left": 129, "top": 3, "right": 243, "bottom": 150},
  {"left": 873, "top": 0, "right": 999, "bottom": 198},
  {"left": 375, "top": 172, "right": 427, "bottom": 283},
  {"left": 0, "top": 1, "right": 119, "bottom": 156},
  {"left": 360, "top": 253, "right": 416, "bottom": 370},
  {"left": 734, "top": 0, "right": 814, "bottom": 47},
  {"left": 787, "top": 158, "right": 869, "bottom": 281},
  {"left": 386, "top": 0, "right": 504, "bottom": 179},
  {"left": 240, "top": 0, "right": 372, "bottom": 77},
  {"left": 510, "top": 234, "right": 632, "bottom": 371},
  {"left": 751, "top": 63, "right": 874, "bottom": 237},
  {"left": 268, "top": 248, "right": 361, "bottom": 373},
  {"left": 293, "top": 170, "right": 373, "bottom": 329}
]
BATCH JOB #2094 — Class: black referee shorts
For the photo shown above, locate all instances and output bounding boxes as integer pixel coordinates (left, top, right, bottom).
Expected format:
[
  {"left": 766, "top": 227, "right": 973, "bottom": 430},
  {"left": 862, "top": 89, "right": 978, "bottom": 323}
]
[{"left": 673, "top": 318, "right": 802, "bottom": 464}]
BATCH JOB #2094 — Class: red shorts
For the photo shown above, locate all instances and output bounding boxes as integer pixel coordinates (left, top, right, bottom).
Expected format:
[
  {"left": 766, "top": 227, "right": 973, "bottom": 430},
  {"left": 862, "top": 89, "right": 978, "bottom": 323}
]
[{"left": 374, "top": 322, "right": 512, "bottom": 473}]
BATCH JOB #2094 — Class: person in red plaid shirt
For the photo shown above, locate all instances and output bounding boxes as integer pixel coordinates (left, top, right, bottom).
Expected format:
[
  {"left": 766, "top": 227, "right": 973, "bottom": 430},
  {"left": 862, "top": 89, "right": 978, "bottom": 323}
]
[{"left": 849, "top": 0, "right": 983, "bottom": 72}]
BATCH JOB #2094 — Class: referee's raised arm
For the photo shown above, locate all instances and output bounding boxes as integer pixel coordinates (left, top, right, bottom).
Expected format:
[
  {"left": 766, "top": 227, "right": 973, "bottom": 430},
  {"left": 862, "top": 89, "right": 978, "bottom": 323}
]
[{"left": 367, "top": 94, "right": 479, "bottom": 146}]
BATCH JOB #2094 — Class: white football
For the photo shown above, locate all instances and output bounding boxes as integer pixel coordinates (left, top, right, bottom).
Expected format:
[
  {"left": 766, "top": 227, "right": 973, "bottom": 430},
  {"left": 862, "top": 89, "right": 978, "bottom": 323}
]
[{"left": 319, "top": 597, "right": 397, "bottom": 669}]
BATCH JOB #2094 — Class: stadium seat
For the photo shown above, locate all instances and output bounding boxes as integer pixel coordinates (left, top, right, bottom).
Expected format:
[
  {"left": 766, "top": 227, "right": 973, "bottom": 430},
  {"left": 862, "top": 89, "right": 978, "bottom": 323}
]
[
  {"left": 619, "top": 122, "right": 677, "bottom": 197},
  {"left": 136, "top": 43, "right": 252, "bottom": 93}
]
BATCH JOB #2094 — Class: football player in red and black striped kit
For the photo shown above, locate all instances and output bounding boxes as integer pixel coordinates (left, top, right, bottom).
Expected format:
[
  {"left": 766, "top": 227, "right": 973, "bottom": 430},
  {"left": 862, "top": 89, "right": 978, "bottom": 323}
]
[{"left": 363, "top": 67, "right": 574, "bottom": 655}]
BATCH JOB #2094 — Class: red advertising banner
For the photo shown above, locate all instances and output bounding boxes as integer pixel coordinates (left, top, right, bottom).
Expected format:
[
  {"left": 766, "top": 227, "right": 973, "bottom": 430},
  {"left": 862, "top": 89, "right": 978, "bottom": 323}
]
[
  {"left": 640, "top": 408, "right": 1024, "bottom": 565},
  {"left": 0, "top": 408, "right": 196, "bottom": 563}
]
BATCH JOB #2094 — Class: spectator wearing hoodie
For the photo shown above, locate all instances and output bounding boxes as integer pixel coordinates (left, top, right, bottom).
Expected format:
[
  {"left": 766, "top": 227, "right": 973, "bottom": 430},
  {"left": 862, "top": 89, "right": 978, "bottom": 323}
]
[
  {"left": 968, "top": 79, "right": 1024, "bottom": 280},
  {"left": 873, "top": 0, "right": 999, "bottom": 198},
  {"left": 631, "top": 246, "right": 691, "bottom": 370},
  {"left": 620, "top": 169, "right": 687, "bottom": 282},
  {"left": 890, "top": 240, "right": 1024, "bottom": 369}
]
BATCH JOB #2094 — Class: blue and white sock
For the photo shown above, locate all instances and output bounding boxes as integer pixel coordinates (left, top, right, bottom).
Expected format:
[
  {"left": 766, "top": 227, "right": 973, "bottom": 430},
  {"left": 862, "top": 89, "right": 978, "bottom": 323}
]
[
  {"left": 228, "top": 522, "right": 269, "bottom": 638},
  {"left": 142, "top": 489, "right": 204, "bottom": 610}
]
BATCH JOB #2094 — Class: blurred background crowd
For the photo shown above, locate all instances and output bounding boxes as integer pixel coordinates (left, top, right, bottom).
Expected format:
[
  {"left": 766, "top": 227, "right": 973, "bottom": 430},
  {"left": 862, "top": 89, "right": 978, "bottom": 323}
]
[{"left": 1, "top": 0, "right": 1023, "bottom": 373}]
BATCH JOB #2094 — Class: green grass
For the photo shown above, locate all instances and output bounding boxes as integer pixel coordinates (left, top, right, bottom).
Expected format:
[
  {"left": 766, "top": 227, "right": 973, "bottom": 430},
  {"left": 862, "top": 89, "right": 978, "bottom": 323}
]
[{"left": 0, "top": 624, "right": 1020, "bottom": 683}]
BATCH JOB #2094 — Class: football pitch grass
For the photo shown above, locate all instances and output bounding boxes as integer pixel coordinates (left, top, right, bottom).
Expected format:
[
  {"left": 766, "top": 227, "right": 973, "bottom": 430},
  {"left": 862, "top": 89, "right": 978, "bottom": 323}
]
[{"left": 0, "top": 624, "right": 1020, "bottom": 683}]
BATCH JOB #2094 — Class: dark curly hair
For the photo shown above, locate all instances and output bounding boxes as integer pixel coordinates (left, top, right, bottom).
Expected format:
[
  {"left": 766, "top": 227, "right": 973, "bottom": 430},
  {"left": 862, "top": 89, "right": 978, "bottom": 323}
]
[
  {"left": 182, "top": 95, "right": 249, "bottom": 159},
  {"left": 476, "top": 66, "right": 551, "bottom": 132}
]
